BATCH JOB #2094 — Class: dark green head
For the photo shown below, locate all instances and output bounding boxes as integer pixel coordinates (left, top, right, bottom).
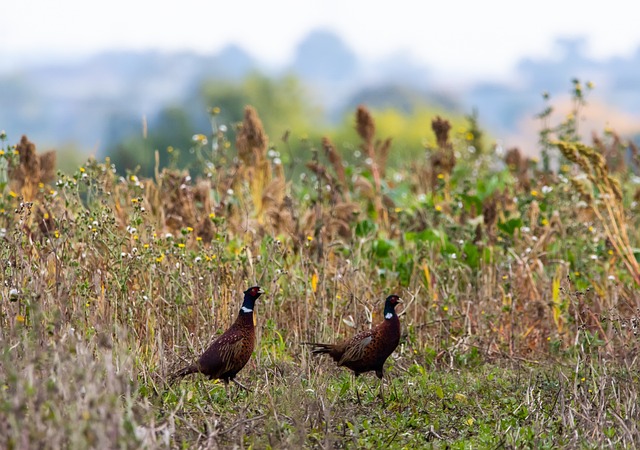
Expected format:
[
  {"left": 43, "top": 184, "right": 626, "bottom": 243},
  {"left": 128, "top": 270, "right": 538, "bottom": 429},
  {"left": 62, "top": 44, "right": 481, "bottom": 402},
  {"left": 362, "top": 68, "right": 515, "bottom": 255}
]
[
  {"left": 383, "top": 294, "right": 402, "bottom": 319},
  {"left": 240, "top": 286, "right": 265, "bottom": 314}
]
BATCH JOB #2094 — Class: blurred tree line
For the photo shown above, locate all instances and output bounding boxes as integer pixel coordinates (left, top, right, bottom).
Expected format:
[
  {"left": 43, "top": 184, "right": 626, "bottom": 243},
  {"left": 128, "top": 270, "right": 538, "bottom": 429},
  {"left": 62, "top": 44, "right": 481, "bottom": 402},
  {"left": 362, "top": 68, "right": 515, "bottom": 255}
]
[{"left": 104, "top": 72, "right": 475, "bottom": 177}]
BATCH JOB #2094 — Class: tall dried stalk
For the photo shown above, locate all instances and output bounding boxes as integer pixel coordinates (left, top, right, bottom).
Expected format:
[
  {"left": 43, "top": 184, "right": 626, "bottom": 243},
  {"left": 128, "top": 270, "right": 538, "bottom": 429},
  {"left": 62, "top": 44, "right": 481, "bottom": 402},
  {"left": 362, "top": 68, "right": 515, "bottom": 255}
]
[{"left": 553, "top": 140, "right": 640, "bottom": 285}]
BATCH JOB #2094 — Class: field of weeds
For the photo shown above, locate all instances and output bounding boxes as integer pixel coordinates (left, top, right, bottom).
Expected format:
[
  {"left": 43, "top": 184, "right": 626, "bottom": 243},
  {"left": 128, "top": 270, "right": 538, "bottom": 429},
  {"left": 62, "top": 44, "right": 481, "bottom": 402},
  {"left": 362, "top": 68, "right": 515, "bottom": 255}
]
[{"left": 1, "top": 91, "right": 640, "bottom": 448}]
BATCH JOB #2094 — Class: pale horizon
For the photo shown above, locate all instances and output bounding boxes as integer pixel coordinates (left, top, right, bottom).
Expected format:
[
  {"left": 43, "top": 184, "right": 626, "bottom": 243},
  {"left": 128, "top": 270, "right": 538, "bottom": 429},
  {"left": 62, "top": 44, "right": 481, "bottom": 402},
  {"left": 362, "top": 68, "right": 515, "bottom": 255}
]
[{"left": 4, "top": 0, "right": 640, "bottom": 81}]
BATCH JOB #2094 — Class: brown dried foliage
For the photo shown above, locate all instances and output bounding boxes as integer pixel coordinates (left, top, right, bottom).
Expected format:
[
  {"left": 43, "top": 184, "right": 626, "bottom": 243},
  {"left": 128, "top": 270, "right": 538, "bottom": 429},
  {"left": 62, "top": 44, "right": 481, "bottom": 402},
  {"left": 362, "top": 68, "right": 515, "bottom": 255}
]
[
  {"left": 504, "top": 147, "right": 531, "bottom": 191},
  {"left": 9, "top": 135, "right": 57, "bottom": 201},
  {"left": 429, "top": 117, "right": 456, "bottom": 189}
]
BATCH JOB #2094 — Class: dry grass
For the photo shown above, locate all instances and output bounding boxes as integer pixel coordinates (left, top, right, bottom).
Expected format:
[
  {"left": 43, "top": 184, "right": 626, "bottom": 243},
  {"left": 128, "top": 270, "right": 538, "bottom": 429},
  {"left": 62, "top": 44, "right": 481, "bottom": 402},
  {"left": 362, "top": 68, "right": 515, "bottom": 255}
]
[{"left": 1, "top": 106, "right": 640, "bottom": 448}]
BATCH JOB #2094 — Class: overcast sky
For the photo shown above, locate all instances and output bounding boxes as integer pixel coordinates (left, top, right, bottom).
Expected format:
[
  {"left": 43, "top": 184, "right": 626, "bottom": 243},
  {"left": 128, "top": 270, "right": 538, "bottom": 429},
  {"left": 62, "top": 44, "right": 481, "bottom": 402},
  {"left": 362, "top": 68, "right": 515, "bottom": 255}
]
[{"left": 4, "top": 0, "right": 640, "bottom": 79}]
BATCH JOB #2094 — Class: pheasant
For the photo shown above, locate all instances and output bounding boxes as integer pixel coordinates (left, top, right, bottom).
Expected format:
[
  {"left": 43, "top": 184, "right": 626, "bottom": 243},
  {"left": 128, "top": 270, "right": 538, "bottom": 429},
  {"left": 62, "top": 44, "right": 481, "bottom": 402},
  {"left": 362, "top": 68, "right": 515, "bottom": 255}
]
[
  {"left": 170, "top": 286, "right": 265, "bottom": 391},
  {"left": 305, "top": 294, "right": 402, "bottom": 402}
]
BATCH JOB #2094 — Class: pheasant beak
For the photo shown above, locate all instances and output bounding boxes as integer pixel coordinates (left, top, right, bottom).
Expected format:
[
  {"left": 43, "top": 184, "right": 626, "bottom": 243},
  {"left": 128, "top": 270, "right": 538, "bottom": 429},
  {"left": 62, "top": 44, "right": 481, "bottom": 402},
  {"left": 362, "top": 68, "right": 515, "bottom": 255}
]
[
  {"left": 397, "top": 298, "right": 404, "bottom": 304},
  {"left": 258, "top": 287, "right": 265, "bottom": 295}
]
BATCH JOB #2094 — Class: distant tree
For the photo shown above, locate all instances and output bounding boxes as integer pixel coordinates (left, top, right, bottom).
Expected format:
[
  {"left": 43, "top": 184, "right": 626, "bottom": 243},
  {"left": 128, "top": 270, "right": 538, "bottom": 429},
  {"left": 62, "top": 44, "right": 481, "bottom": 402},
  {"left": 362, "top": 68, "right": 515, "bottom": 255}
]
[
  {"left": 292, "top": 29, "right": 359, "bottom": 82},
  {"left": 108, "top": 72, "right": 322, "bottom": 175},
  {"left": 109, "top": 107, "right": 195, "bottom": 176}
]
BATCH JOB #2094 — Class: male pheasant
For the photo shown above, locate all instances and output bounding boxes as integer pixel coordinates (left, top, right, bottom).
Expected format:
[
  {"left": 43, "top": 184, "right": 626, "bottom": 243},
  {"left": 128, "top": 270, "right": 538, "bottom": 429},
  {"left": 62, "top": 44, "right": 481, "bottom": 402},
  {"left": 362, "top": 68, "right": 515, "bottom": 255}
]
[
  {"left": 305, "top": 294, "right": 402, "bottom": 401},
  {"left": 170, "top": 286, "right": 264, "bottom": 390}
]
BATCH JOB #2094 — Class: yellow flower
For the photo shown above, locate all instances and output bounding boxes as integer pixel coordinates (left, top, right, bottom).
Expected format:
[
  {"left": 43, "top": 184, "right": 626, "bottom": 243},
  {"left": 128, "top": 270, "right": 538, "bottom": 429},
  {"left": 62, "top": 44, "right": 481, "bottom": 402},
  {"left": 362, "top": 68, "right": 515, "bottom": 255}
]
[
  {"left": 131, "top": 198, "right": 138, "bottom": 203},
  {"left": 211, "top": 107, "right": 221, "bottom": 115},
  {"left": 531, "top": 190, "right": 539, "bottom": 197},
  {"left": 156, "top": 254, "right": 164, "bottom": 263},
  {"left": 133, "top": 235, "right": 139, "bottom": 240},
  {"left": 178, "top": 243, "right": 185, "bottom": 248},
  {"left": 143, "top": 244, "right": 149, "bottom": 249},
  {"left": 437, "top": 173, "right": 445, "bottom": 180},
  {"left": 8, "top": 191, "right": 17, "bottom": 198},
  {"left": 43, "top": 213, "right": 49, "bottom": 219},
  {"left": 435, "top": 205, "right": 442, "bottom": 212},
  {"left": 608, "top": 249, "right": 613, "bottom": 255},
  {"left": 16, "top": 315, "right": 25, "bottom": 323},
  {"left": 465, "top": 132, "right": 474, "bottom": 141},
  {"left": 186, "top": 227, "right": 193, "bottom": 232},
  {"left": 443, "top": 306, "right": 449, "bottom": 311},
  {"left": 209, "top": 212, "right": 216, "bottom": 219},
  {"left": 0, "top": 150, "right": 4, "bottom": 156},
  {"left": 192, "top": 134, "right": 208, "bottom": 145},
  {"left": 307, "top": 235, "right": 314, "bottom": 242},
  {"left": 79, "top": 167, "right": 85, "bottom": 173},
  {"left": 196, "top": 236, "right": 202, "bottom": 241},
  {"left": 54, "top": 230, "right": 60, "bottom": 238},
  {"left": 38, "top": 182, "right": 44, "bottom": 188},
  {"left": 541, "top": 218, "right": 549, "bottom": 226}
]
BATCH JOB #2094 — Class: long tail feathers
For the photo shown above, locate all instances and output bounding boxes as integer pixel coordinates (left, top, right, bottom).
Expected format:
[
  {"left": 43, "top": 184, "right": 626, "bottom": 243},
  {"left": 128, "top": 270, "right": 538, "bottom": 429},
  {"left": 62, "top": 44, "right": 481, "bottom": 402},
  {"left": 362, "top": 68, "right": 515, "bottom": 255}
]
[
  {"left": 302, "top": 342, "right": 335, "bottom": 355},
  {"left": 168, "top": 364, "right": 198, "bottom": 383}
]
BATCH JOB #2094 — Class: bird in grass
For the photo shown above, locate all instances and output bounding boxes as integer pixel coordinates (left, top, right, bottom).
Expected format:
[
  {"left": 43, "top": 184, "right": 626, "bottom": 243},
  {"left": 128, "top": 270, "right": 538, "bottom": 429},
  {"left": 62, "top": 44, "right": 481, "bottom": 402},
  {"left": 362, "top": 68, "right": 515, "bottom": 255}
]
[
  {"left": 169, "top": 286, "right": 265, "bottom": 391},
  {"left": 305, "top": 294, "right": 402, "bottom": 402}
]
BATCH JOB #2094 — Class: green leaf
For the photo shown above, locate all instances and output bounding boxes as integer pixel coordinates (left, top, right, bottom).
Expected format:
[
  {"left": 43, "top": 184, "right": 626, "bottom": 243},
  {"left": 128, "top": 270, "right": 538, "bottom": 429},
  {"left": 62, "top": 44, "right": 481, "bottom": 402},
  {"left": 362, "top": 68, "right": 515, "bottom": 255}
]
[
  {"left": 373, "top": 238, "right": 395, "bottom": 258},
  {"left": 405, "top": 229, "right": 448, "bottom": 246},
  {"left": 460, "top": 194, "right": 482, "bottom": 214},
  {"left": 497, "top": 218, "right": 522, "bottom": 236},
  {"left": 355, "top": 219, "right": 376, "bottom": 238},
  {"left": 463, "top": 242, "right": 479, "bottom": 269}
]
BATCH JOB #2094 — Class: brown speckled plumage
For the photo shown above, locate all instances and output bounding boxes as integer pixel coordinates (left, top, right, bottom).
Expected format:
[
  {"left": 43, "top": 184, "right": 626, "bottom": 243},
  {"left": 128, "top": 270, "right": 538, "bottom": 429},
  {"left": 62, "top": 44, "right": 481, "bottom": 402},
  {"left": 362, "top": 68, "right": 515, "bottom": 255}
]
[
  {"left": 306, "top": 294, "right": 402, "bottom": 379},
  {"left": 170, "top": 286, "right": 264, "bottom": 384}
]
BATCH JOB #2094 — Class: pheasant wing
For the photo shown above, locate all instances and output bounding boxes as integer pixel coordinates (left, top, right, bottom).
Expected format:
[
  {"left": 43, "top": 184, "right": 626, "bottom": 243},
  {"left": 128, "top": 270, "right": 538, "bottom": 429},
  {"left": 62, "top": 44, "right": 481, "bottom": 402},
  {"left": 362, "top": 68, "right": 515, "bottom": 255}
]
[
  {"left": 199, "top": 331, "right": 246, "bottom": 377},
  {"left": 338, "top": 330, "right": 374, "bottom": 365}
]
